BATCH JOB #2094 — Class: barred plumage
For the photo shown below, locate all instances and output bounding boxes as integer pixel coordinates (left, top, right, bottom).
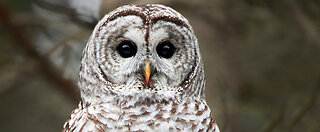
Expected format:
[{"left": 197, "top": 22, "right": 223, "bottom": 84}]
[{"left": 63, "top": 4, "right": 219, "bottom": 132}]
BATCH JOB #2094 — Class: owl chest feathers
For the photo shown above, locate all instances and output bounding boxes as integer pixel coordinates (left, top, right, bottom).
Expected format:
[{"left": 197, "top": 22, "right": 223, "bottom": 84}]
[{"left": 63, "top": 99, "right": 219, "bottom": 132}]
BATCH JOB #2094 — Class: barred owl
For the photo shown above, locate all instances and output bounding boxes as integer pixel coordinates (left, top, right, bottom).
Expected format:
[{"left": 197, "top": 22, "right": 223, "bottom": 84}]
[{"left": 63, "top": 4, "right": 219, "bottom": 132}]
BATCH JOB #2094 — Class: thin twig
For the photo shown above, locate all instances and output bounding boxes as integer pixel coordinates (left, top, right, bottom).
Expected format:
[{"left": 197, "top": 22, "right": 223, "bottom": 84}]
[
  {"left": 0, "top": 3, "right": 80, "bottom": 102},
  {"left": 284, "top": 0, "right": 320, "bottom": 48},
  {"left": 44, "top": 30, "right": 86, "bottom": 57},
  {"left": 261, "top": 107, "right": 285, "bottom": 132},
  {"left": 286, "top": 81, "right": 320, "bottom": 131}
]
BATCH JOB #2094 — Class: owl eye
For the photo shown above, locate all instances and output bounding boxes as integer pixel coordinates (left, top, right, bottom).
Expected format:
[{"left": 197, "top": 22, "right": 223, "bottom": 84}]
[
  {"left": 156, "top": 41, "right": 176, "bottom": 58},
  {"left": 117, "top": 40, "right": 137, "bottom": 58}
]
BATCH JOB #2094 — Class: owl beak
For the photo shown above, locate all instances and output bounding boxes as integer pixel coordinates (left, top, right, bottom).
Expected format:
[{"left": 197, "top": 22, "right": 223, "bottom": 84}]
[{"left": 144, "top": 60, "right": 151, "bottom": 84}]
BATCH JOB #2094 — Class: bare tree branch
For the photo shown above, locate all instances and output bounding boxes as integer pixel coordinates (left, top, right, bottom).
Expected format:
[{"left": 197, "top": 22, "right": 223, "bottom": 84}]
[
  {"left": 33, "top": 0, "right": 96, "bottom": 28},
  {"left": 284, "top": 0, "right": 320, "bottom": 49},
  {"left": 261, "top": 107, "right": 285, "bottom": 132},
  {"left": 286, "top": 81, "right": 320, "bottom": 131},
  {"left": 0, "top": 2, "right": 80, "bottom": 102},
  {"left": 44, "top": 30, "right": 86, "bottom": 57}
]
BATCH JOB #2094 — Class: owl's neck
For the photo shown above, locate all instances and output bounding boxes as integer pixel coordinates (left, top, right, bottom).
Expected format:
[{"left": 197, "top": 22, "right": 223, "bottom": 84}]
[{"left": 80, "top": 86, "right": 199, "bottom": 107}]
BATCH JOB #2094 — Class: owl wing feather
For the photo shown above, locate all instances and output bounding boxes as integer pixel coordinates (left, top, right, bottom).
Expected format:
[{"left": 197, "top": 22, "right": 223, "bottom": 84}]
[{"left": 63, "top": 102, "right": 122, "bottom": 132}]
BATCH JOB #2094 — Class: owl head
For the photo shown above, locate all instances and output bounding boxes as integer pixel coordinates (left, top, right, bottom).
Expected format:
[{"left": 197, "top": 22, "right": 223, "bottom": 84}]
[{"left": 79, "top": 4, "right": 205, "bottom": 104}]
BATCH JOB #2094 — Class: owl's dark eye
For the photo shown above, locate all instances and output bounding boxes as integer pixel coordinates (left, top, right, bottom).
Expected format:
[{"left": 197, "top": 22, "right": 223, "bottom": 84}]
[
  {"left": 156, "top": 41, "right": 176, "bottom": 58},
  {"left": 117, "top": 40, "right": 137, "bottom": 58}
]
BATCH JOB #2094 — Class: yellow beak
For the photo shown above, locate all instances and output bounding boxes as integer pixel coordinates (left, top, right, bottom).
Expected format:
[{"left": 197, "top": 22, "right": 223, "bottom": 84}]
[{"left": 144, "top": 60, "right": 151, "bottom": 84}]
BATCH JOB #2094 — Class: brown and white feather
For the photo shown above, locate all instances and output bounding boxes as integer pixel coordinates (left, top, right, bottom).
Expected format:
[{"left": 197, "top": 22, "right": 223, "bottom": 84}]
[{"left": 63, "top": 4, "right": 219, "bottom": 132}]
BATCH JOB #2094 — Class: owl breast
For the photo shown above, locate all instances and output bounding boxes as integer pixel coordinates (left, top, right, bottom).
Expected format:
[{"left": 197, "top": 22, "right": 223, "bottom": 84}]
[{"left": 63, "top": 99, "right": 219, "bottom": 132}]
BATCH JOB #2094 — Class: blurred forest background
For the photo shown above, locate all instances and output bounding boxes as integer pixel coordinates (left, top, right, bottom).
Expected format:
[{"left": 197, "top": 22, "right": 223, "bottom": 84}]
[{"left": 0, "top": 0, "right": 319, "bottom": 132}]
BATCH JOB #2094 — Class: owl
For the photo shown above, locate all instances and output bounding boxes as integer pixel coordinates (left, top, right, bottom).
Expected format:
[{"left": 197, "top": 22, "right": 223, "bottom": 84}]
[{"left": 63, "top": 4, "right": 219, "bottom": 132}]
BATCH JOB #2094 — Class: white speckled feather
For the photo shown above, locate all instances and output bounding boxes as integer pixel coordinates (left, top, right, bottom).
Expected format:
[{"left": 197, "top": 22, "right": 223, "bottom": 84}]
[{"left": 63, "top": 4, "right": 219, "bottom": 132}]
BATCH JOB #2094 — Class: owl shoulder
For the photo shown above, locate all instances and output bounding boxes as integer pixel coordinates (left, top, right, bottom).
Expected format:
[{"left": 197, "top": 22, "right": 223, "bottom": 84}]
[
  {"left": 202, "top": 100, "right": 220, "bottom": 132},
  {"left": 62, "top": 102, "right": 121, "bottom": 132}
]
